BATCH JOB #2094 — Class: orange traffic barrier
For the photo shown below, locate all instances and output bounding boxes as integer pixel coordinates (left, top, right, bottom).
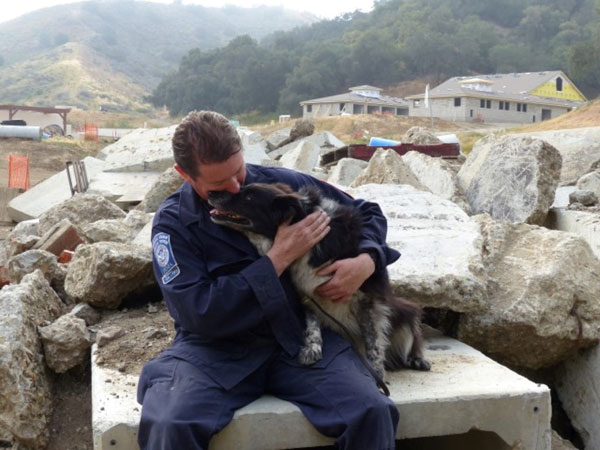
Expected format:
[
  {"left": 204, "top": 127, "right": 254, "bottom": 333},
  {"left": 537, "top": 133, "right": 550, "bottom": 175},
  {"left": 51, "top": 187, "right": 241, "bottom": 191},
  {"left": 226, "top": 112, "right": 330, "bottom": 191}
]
[
  {"left": 84, "top": 123, "right": 98, "bottom": 141},
  {"left": 8, "top": 154, "right": 30, "bottom": 190}
]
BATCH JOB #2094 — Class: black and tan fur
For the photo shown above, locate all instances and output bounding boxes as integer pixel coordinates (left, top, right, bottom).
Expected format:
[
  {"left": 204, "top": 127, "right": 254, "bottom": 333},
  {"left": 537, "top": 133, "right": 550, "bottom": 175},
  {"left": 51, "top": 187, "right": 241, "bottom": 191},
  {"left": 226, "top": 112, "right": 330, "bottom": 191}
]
[{"left": 208, "top": 182, "right": 430, "bottom": 380}]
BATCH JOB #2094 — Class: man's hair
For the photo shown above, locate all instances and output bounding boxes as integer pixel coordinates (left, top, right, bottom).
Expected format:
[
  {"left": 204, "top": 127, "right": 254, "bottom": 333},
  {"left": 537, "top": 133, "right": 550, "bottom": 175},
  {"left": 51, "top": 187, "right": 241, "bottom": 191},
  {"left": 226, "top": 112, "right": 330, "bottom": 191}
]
[{"left": 172, "top": 110, "right": 242, "bottom": 180}]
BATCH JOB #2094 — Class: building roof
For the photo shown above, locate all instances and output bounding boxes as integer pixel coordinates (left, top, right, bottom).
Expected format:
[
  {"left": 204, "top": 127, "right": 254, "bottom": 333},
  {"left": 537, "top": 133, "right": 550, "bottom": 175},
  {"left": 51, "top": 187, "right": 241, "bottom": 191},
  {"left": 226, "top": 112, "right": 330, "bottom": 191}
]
[
  {"left": 406, "top": 71, "right": 587, "bottom": 108},
  {"left": 301, "top": 88, "right": 408, "bottom": 108}
]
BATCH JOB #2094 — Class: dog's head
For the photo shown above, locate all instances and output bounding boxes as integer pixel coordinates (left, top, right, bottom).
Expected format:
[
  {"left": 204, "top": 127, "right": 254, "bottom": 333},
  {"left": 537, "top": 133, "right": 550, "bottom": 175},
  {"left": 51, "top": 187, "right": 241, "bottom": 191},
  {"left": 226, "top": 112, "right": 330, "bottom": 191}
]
[{"left": 207, "top": 182, "right": 308, "bottom": 238}]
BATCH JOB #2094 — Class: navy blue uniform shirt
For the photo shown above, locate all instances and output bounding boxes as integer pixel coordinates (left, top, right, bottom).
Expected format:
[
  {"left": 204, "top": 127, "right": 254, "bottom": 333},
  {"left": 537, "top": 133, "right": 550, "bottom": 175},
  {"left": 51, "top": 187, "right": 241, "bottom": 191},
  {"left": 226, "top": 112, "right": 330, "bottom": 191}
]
[{"left": 151, "top": 163, "right": 400, "bottom": 390}]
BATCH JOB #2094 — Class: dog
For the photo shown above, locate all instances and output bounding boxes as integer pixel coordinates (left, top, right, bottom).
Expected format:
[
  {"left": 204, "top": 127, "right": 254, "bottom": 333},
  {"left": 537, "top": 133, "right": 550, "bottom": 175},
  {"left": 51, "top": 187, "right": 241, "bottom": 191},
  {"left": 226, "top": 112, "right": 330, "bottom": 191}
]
[{"left": 208, "top": 182, "right": 430, "bottom": 381}]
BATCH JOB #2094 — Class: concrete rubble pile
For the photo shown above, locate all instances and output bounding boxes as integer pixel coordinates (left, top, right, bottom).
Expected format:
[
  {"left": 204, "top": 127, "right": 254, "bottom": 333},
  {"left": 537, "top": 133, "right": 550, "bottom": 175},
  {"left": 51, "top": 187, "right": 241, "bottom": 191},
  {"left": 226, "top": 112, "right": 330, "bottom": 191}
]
[
  {"left": 0, "top": 191, "right": 158, "bottom": 448},
  {"left": 1, "top": 121, "right": 599, "bottom": 449}
]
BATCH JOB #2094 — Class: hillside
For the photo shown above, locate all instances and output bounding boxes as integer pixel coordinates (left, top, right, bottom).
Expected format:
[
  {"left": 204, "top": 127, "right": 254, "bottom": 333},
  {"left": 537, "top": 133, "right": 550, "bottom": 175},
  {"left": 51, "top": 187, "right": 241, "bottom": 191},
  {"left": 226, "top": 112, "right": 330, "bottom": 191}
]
[
  {"left": 152, "top": 0, "right": 600, "bottom": 117},
  {"left": 0, "top": 42, "right": 150, "bottom": 112},
  {"left": 0, "top": 1, "right": 316, "bottom": 111},
  {"left": 515, "top": 98, "right": 600, "bottom": 132}
]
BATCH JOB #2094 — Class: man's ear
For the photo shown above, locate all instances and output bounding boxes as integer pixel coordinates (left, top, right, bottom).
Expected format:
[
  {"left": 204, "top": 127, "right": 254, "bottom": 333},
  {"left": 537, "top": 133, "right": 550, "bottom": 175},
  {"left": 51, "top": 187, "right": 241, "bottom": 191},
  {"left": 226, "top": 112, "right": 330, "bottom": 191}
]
[
  {"left": 174, "top": 164, "right": 193, "bottom": 184},
  {"left": 273, "top": 193, "right": 305, "bottom": 223}
]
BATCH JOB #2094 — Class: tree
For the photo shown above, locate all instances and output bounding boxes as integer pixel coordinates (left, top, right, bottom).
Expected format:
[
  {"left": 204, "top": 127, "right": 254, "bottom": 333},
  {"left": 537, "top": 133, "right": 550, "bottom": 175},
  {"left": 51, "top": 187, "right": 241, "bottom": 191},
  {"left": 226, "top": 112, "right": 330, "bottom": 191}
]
[{"left": 517, "top": 6, "right": 567, "bottom": 44}]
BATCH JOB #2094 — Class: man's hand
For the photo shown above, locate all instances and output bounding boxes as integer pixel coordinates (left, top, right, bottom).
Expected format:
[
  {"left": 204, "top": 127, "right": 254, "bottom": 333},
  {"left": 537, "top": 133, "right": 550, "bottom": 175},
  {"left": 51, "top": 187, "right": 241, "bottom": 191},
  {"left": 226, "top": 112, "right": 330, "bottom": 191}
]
[
  {"left": 267, "top": 210, "right": 330, "bottom": 276},
  {"left": 314, "top": 253, "right": 375, "bottom": 303}
]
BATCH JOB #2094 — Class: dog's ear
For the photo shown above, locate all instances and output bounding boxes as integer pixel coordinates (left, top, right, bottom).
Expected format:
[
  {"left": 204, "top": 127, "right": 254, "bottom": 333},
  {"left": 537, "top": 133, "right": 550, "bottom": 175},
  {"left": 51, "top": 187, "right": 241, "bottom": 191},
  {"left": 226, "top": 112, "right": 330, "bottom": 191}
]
[
  {"left": 273, "top": 193, "right": 305, "bottom": 223},
  {"left": 272, "top": 182, "right": 295, "bottom": 194}
]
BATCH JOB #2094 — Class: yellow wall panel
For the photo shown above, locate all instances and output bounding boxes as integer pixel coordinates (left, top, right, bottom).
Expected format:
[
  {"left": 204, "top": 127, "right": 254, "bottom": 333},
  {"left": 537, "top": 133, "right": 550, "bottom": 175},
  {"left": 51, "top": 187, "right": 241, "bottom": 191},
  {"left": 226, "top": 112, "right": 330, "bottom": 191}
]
[{"left": 530, "top": 79, "right": 585, "bottom": 101}]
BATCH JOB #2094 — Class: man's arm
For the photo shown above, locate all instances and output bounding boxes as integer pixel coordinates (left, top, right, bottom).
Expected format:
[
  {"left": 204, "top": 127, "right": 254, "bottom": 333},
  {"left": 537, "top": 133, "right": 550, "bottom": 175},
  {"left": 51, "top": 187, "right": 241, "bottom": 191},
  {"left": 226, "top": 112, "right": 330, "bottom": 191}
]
[
  {"left": 152, "top": 213, "right": 292, "bottom": 341},
  {"left": 152, "top": 202, "right": 333, "bottom": 343}
]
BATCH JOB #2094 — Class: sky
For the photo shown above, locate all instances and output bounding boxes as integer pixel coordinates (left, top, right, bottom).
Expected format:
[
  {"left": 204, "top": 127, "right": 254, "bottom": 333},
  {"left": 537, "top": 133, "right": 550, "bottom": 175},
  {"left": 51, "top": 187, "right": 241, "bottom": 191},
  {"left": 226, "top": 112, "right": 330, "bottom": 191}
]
[{"left": 0, "top": 0, "right": 376, "bottom": 24}]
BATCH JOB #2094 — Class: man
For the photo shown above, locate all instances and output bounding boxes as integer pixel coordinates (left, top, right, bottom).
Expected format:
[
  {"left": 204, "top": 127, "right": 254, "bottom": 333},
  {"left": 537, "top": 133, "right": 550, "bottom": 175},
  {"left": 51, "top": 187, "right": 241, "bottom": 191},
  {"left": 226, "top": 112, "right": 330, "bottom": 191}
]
[{"left": 137, "top": 110, "right": 401, "bottom": 449}]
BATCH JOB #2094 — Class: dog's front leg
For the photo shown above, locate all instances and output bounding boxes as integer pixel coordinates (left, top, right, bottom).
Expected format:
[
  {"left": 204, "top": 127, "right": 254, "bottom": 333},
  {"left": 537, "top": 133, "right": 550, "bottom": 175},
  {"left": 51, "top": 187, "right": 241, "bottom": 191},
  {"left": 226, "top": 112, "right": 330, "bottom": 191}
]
[{"left": 299, "top": 306, "right": 323, "bottom": 365}]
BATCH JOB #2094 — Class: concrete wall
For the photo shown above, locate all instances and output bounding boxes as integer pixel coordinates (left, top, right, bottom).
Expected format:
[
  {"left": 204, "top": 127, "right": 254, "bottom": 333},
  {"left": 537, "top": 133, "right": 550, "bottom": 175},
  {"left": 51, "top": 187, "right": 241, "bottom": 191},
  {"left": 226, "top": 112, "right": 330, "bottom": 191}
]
[
  {"left": 303, "top": 103, "right": 341, "bottom": 118},
  {"left": 409, "top": 96, "right": 570, "bottom": 124},
  {"left": 0, "top": 111, "right": 66, "bottom": 131},
  {"left": 303, "top": 102, "right": 408, "bottom": 118}
]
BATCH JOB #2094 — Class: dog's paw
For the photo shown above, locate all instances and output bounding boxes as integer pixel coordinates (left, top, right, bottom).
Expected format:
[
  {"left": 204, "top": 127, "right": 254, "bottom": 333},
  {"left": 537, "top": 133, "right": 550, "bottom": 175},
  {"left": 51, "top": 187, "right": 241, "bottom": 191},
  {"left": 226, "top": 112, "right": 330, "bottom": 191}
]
[
  {"left": 299, "top": 344, "right": 323, "bottom": 365},
  {"left": 408, "top": 356, "right": 431, "bottom": 371}
]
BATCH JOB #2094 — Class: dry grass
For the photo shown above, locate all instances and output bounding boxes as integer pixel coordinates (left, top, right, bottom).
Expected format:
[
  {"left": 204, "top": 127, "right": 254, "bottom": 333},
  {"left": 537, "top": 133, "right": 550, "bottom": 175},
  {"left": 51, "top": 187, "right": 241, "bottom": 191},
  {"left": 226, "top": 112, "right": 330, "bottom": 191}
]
[
  {"left": 251, "top": 114, "right": 483, "bottom": 145},
  {"left": 511, "top": 98, "right": 600, "bottom": 133},
  {"left": 68, "top": 108, "right": 174, "bottom": 129}
]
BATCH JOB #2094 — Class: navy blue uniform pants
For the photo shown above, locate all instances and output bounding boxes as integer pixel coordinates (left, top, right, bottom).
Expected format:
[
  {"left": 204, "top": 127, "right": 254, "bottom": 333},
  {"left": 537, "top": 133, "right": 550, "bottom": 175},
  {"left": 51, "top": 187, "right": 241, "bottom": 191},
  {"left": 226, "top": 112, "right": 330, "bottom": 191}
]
[{"left": 137, "top": 348, "right": 399, "bottom": 450}]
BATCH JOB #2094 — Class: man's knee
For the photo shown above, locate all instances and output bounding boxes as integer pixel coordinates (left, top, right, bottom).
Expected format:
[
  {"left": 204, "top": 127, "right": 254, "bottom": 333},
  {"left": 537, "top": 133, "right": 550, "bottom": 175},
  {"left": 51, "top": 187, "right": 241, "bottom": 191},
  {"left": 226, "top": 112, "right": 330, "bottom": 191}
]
[{"left": 361, "top": 396, "right": 399, "bottom": 428}]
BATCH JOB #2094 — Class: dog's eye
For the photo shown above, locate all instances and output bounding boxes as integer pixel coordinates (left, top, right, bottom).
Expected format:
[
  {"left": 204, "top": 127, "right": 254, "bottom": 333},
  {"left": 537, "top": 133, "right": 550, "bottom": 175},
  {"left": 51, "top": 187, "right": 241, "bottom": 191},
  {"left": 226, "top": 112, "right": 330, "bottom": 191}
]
[{"left": 245, "top": 195, "right": 252, "bottom": 201}]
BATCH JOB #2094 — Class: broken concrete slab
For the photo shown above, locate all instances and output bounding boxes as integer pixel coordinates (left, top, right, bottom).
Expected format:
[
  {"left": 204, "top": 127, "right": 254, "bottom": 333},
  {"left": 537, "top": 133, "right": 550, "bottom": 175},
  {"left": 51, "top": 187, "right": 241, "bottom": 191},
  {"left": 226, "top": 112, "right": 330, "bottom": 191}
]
[
  {"left": 304, "top": 131, "right": 344, "bottom": 151},
  {"left": 347, "top": 184, "right": 487, "bottom": 313},
  {"left": 279, "top": 140, "right": 321, "bottom": 173},
  {"left": 7, "top": 156, "right": 107, "bottom": 222},
  {"left": 457, "top": 135, "right": 562, "bottom": 225},
  {"left": 135, "top": 167, "right": 183, "bottom": 213},
  {"left": 265, "top": 127, "right": 292, "bottom": 151},
  {"left": 459, "top": 214, "right": 600, "bottom": 370},
  {"left": 268, "top": 131, "right": 345, "bottom": 161},
  {"left": 64, "top": 242, "right": 154, "bottom": 309},
  {"left": 351, "top": 149, "right": 428, "bottom": 190},
  {"left": 39, "top": 314, "right": 93, "bottom": 374},
  {"left": 403, "top": 126, "right": 442, "bottom": 145},
  {"left": 132, "top": 221, "right": 153, "bottom": 251},
  {"left": 38, "top": 194, "right": 126, "bottom": 236},
  {"left": 569, "top": 189, "right": 598, "bottom": 206},
  {"left": 327, "top": 158, "right": 368, "bottom": 186},
  {"left": 87, "top": 171, "right": 163, "bottom": 203},
  {"left": 243, "top": 143, "right": 271, "bottom": 165},
  {"left": 97, "top": 126, "right": 177, "bottom": 173},
  {"left": 7, "top": 249, "right": 58, "bottom": 284},
  {"left": 0, "top": 234, "right": 39, "bottom": 266},
  {"left": 70, "top": 303, "right": 102, "bottom": 326},
  {"left": 545, "top": 208, "right": 600, "bottom": 260},
  {"left": 551, "top": 431, "right": 578, "bottom": 450},
  {"left": 576, "top": 170, "right": 600, "bottom": 200},
  {"left": 0, "top": 270, "right": 64, "bottom": 449},
  {"left": 82, "top": 210, "right": 151, "bottom": 245},
  {"left": 553, "top": 345, "right": 600, "bottom": 450},
  {"left": 91, "top": 331, "right": 551, "bottom": 450},
  {"left": 507, "top": 126, "right": 600, "bottom": 185},
  {"left": 552, "top": 186, "right": 578, "bottom": 208},
  {"left": 401, "top": 151, "right": 468, "bottom": 211}
]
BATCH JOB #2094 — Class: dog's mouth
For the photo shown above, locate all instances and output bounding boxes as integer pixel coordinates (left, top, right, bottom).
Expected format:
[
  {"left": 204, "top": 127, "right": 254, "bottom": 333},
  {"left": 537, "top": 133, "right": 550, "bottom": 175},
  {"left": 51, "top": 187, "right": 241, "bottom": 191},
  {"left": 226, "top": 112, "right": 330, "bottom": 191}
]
[{"left": 209, "top": 209, "right": 252, "bottom": 227}]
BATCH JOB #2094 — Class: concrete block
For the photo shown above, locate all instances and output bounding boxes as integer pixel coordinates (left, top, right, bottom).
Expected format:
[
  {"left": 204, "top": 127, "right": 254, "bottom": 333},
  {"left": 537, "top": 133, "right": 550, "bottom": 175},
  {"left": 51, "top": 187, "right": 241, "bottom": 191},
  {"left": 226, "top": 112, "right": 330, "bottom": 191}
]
[
  {"left": 92, "top": 332, "right": 550, "bottom": 450},
  {"left": 552, "top": 186, "right": 577, "bottom": 208},
  {"left": 87, "top": 172, "right": 162, "bottom": 203},
  {"left": 546, "top": 208, "right": 600, "bottom": 259},
  {"left": 554, "top": 345, "right": 600, "bottom": 450}
]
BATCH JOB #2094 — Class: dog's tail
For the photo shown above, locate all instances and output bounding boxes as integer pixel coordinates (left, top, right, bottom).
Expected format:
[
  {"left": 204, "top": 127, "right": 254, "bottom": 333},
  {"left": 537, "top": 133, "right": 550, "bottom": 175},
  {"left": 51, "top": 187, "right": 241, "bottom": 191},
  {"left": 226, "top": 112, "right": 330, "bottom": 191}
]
[{"left": 385, "top": 297, "right": 431, "bottom": 372}]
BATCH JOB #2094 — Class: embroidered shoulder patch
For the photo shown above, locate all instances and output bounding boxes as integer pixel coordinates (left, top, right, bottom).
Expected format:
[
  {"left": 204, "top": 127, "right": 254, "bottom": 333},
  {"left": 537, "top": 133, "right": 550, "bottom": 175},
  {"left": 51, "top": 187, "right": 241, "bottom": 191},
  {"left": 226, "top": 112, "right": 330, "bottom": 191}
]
[{"left": 152, "top": 232, "right": 180, "bottom": 284}]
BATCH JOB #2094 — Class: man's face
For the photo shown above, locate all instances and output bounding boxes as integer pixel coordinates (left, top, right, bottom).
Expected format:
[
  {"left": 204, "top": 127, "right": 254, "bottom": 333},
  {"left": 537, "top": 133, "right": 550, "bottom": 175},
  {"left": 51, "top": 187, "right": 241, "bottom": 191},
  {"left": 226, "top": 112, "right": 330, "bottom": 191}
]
[{"left": 174, "top": 150, "right": 246, "bottom": 200}]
